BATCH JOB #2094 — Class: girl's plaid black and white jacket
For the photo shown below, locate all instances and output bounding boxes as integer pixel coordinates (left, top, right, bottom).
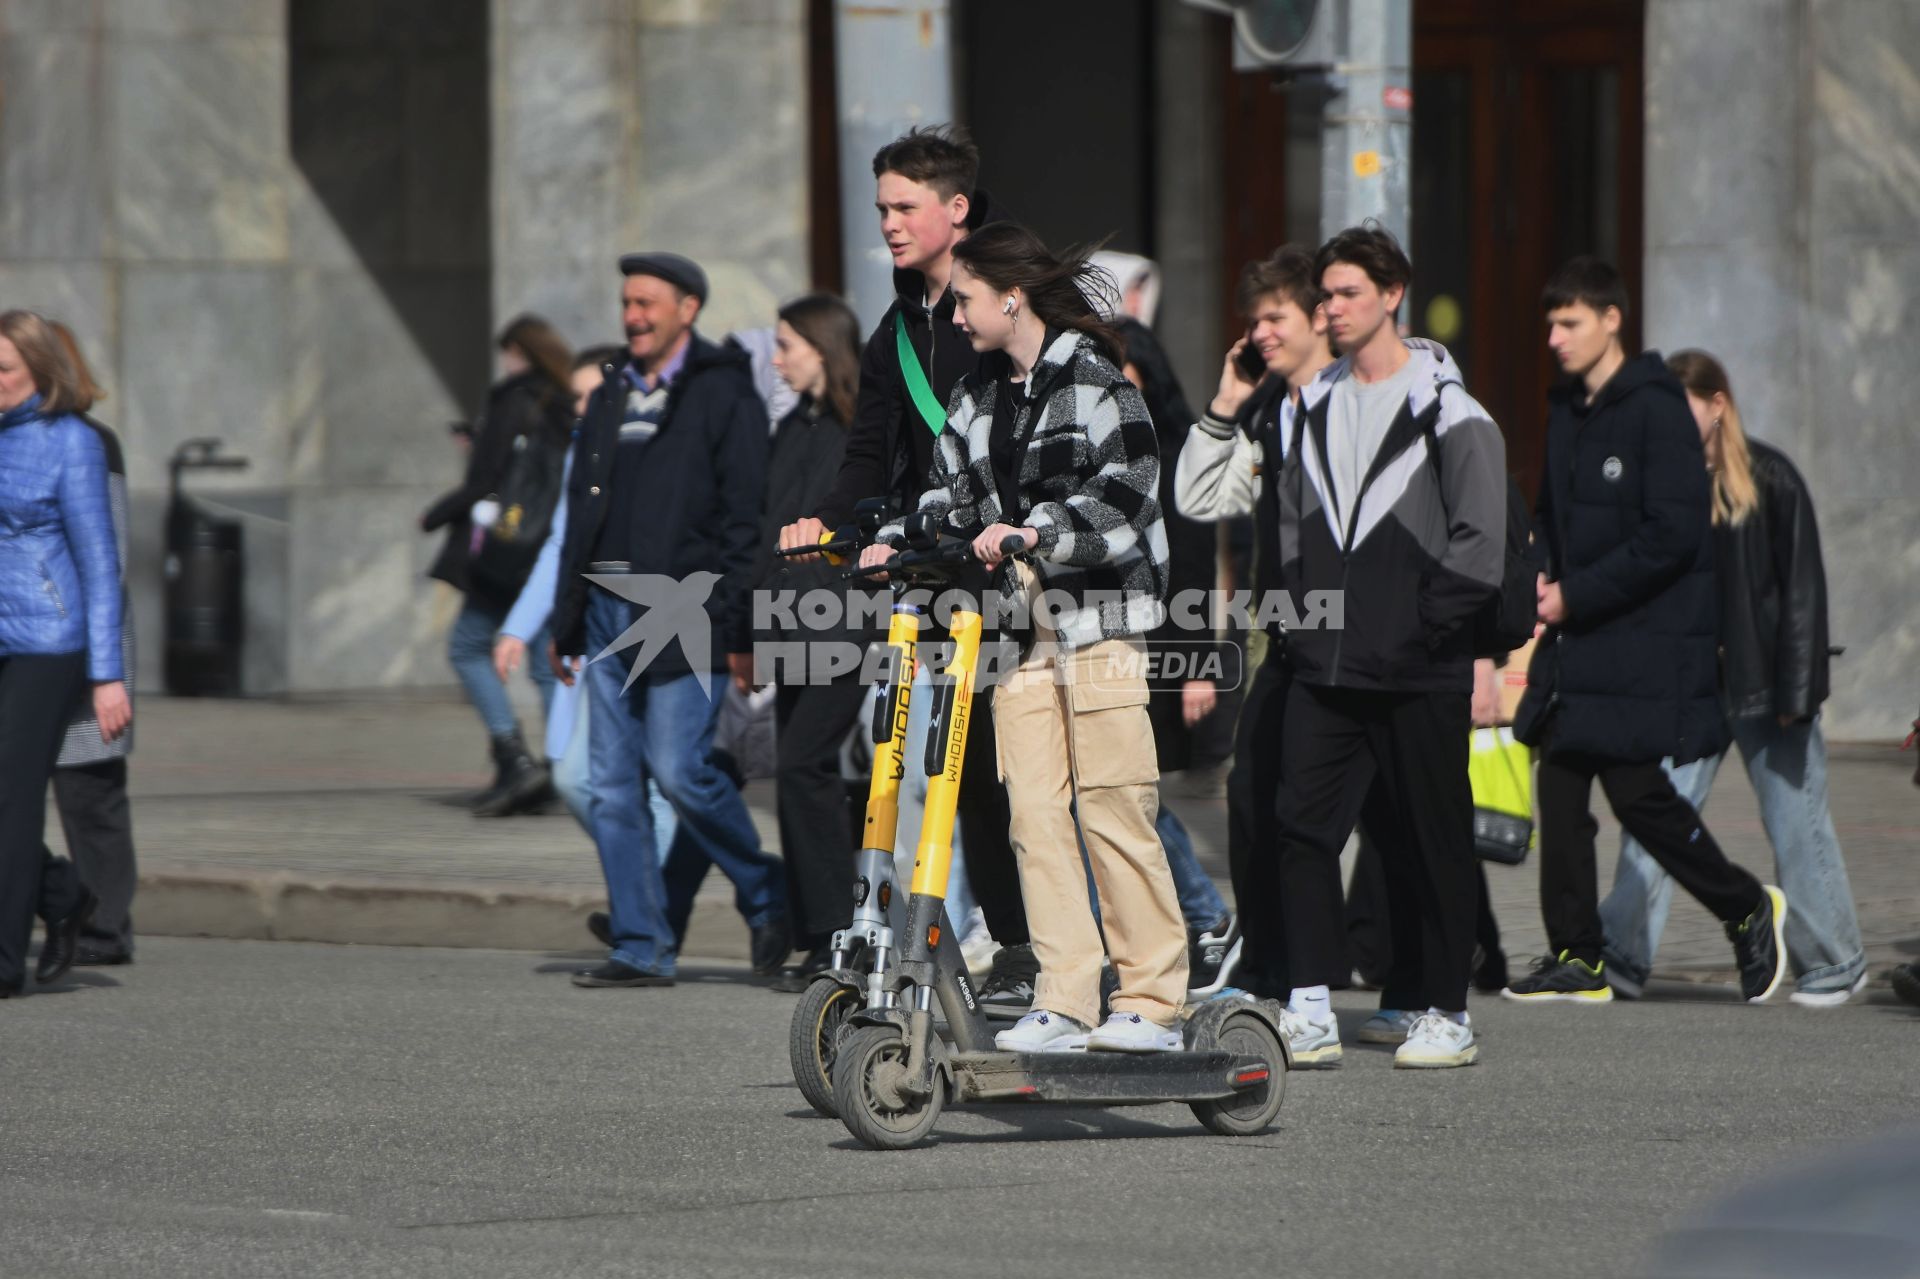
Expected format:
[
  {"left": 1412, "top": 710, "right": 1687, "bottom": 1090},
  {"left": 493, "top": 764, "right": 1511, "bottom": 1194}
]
[{"left": 881, "top": 327, "right": 1169, "bottom": 650}]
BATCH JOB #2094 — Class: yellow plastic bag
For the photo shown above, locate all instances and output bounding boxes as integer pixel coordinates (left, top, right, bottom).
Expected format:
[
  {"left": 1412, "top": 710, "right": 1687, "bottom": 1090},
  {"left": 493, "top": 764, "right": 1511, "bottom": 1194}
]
[{"left": 1469, "top": 727, "right": 1533, "bottom": 865}]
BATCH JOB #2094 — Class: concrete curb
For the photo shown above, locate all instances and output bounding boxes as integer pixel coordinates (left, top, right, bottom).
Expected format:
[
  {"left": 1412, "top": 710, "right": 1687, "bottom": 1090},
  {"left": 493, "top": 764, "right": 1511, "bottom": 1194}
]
[{"left": 135, "top": 872, "right": 753, "bottom": 961}]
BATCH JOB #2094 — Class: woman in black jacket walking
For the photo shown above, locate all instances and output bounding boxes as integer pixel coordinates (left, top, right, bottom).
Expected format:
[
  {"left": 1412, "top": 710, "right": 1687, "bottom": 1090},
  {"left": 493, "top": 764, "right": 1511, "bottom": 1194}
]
[
  {"left": 756, "top": 294, "right": 880, "bottom": 988},
  {"left": 1599, "top": 350, "right": 1866, "bottom": 1004},
  {"left": 422, "top": 315, "right": 573, "bottom": 816}
]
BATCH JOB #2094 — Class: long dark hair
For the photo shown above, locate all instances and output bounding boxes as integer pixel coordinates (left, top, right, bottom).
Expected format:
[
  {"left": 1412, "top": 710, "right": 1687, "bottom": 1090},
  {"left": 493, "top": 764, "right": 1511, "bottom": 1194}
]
[
  {"left": 950, "top": 223, "right": 1124, "bottom": 366},
  {"left": 496, "top": 313, "right": 573, "bottom": 392},
  {"left": 777, "top": 293, "right": 862, "bottom": 426}
]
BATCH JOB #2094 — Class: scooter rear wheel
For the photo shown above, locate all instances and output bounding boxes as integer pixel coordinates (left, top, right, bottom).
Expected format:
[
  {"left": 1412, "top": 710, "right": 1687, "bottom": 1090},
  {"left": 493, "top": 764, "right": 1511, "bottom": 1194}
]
[
  {"left": 832, "top": 1025, "right": 945, "bottom": 1150},
  {"left": 789, "top": 976, "right": 861, "bottom": 1117},
  {"left": 1189, "top": 1011, "right": 1287, "bottom": 1136}
]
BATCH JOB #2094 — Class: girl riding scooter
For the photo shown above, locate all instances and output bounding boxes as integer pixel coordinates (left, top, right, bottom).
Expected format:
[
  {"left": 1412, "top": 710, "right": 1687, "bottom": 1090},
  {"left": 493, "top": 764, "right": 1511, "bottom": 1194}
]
[{"left": 860, "top": 223, "right": 1186, "bottom": 1052}]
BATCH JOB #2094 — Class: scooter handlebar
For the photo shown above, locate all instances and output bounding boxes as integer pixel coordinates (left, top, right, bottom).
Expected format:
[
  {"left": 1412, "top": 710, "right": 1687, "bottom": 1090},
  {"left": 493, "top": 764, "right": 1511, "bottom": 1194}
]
[{"left": 835, "top": 532, "right": 1028, "bottom": 583}]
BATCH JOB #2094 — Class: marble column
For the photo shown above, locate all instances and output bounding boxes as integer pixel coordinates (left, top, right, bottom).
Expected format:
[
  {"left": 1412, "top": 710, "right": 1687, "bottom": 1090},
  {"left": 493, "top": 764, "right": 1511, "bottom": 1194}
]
[{"left": 1644, "top": 0, "right": 1919, "bottom": 738}]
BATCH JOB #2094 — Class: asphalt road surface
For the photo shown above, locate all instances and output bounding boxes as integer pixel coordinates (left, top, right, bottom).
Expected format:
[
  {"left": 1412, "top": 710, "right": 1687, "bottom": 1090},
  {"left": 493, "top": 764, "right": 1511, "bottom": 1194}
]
[{"left": 4, "top": 938, "right": 1915, "bottom": 1279}]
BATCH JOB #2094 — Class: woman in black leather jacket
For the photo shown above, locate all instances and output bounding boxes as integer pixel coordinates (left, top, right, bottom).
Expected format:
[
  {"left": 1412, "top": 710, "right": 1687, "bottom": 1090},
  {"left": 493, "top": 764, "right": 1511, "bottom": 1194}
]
[{"left": 1600, "top": 350, "right": 1866, "bottom": 1005}]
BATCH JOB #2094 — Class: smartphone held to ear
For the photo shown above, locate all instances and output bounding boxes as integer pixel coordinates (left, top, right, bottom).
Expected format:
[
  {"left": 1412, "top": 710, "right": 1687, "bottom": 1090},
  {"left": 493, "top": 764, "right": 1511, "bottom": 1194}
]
[{"left": 1233, "top": 338, "right": 1268, "bottom": 384}]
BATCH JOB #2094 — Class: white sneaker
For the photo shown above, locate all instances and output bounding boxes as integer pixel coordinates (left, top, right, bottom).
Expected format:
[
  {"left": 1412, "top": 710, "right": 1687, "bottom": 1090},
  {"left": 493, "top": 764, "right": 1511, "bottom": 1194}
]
[
  {"left": 994, "top": 1008, "right": 1090, "bottom": 1053},
  {"left": 1788, "top": 971, "right": 1870, "bottom": 1008},
  {"left": 1087, "top": 1011, "right": 1183, "bottom": 1053},
  {"left": 1393, "top": 1011, "right": 1479, "bottom": 1069},
  {"left": 1357, "top": 1009, "right": 1421, "bottom": 1044},
  {"left": 1278, "top": 1009, "right": 1342, "bottom": 1069}
]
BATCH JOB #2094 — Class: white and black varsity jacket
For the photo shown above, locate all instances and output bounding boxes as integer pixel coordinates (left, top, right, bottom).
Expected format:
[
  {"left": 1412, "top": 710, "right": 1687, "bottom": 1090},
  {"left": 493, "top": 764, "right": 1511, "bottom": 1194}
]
[{"left": 880, "top": 327, "right": 1169, "bottom": 650}]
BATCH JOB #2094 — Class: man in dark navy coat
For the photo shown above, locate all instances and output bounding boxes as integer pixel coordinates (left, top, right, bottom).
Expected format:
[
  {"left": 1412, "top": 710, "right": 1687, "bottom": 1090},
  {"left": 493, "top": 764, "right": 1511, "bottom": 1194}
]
[{"left": 1509, "top": 257, "right": 1787, "bottom": 1006}]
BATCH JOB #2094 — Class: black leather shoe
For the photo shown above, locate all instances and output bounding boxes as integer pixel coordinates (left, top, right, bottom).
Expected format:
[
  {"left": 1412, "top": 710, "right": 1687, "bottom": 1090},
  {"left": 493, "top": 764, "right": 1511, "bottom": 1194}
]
[
  {"left": 571, "top": 959, "right": 674, "bottom": 988},
  {"left": 36, "top": 887, "right": 98, "bottom": 985},
  {"left": 769, "top": 946, "right": 833, "bottom": 994},
  {"left": 586, "top": 911, "right": 614, "bottom": 948},
  {"left": 750, "top": 917, "right": 792, "bottom": 976},
  {"left": 74, "top": 942, "right": 132, "bottom": 967}
]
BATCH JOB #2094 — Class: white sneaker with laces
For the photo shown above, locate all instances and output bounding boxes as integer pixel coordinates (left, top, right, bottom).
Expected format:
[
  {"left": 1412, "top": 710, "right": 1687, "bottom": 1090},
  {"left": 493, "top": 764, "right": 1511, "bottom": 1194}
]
[
  {"left": 1787, "top": 971, "right": 1870, "bottom": 1008},
  {"left": 1357, "top": 1009, "right": 1421, "bottom": 1044},
  {"left": 1393, "top": 1011, "right": 1478, "bottom": 1069},
  {"left": 994, "top": 1008, "right": 1091, "bottom": 1053},
  {"left": 1279, "top": 1009, "right": 1342, "bottom": 1068},
  {"left": 1087, "top": 1011, "right": 1183, "bottom": 1053}
]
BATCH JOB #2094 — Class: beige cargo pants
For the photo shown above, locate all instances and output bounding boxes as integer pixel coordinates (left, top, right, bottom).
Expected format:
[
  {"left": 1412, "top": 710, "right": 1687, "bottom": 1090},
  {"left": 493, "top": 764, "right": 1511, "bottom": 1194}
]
[{"left": 991, "top": 566, "right": 1188, "bottom": 1029}]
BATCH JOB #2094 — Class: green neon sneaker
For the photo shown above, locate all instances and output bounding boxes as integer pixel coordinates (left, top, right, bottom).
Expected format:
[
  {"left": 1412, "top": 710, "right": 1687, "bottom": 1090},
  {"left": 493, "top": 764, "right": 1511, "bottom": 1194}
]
[{"left": 1501, "top": 952, "right": 1613, "bottom": 1004}]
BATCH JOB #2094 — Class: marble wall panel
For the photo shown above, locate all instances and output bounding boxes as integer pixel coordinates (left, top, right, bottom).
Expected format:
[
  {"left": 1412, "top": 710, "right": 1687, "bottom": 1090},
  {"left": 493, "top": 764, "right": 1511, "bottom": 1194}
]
[
  {"left": 1809, "top": 0, "right": 1920, "bottom": 240},
  {"left": 285, "top": 267, "right": 482, "bottom": 493},
  {"left": 108, "top": 34, "right": 288, "bottom": 263},
  {"left": 117, "top": 265, "right": 290, "bottom": 493},
  {"left": 631, "top": 20, "right": 807, "bottom": 268},
  {"left": 0, "top": 261, "right": 117, "bottom": 389},
  {"left": 103, "top": 0, "right": 283, "bottom": 37},
  {"left": 1801, "top": 236, "right": 1917, "bottom": 738},
  {"left": 0, "top": 0, "right": 105, "bottom": 33},
  {"left": 287, "top": 484, "right": 458, "bottom": 692},
  {"left": 1644, "top": 0, "right": 1802, "bottom": 251},
  {"left": 491, "top": 21, "right": 637, "bottom": 269},
  {"left": 1641, "top": 243, "right": 1807, "bottom": 458},
  {"left": 497, "top": 0, "right": 631, "bottom": 26},
  {"left": 0, "top": 35, "right": 112, "bottom": 260},
  {"left": 491, "top": 258, "right": 627, "bottom": 351}
]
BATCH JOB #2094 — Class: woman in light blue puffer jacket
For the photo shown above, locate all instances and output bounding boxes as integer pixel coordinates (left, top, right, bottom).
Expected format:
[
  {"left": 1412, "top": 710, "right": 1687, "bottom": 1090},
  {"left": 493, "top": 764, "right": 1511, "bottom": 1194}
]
[{"left": 0, "top": 310, "right": 127, "bottom": 998}]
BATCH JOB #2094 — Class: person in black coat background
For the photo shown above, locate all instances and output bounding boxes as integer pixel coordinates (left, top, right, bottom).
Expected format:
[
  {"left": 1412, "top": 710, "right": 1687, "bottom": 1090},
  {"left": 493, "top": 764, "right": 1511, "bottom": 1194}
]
[
  {"left": 1598, "top": 349, "right": 1866, "bottom": 1004},
  {"left": 754, "top": 295, "right": 884, "bottom": 989},
  {"left": 1509, "top": 257, "right": 1788, "bottom": 1005},
  {"left": 422, "top": 314, "right": 573, "bottom": 816}
]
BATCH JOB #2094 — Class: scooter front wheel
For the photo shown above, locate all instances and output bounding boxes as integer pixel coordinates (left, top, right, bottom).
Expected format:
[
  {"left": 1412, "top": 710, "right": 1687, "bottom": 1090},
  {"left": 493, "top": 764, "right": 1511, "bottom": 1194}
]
[
  {"left": 789, "top": 976, "right": 862, "bottom": 1117},
  {"left": 1189, "top": 1011, "right": 1287, "bottom": 1137},
  {"left": 831, "top": 1025, "right": 945, "bottom": 1150}
]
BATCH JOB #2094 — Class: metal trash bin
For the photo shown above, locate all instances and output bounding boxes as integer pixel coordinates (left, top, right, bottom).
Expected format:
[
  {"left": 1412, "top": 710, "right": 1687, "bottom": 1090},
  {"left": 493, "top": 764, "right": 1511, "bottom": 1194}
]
[{"left": 162, "top": 438, "right": 250, "bottom": 696}]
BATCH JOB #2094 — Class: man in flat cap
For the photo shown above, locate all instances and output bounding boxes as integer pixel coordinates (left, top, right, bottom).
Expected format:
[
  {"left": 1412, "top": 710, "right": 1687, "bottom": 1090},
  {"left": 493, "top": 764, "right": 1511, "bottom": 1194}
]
[{"left": 551, "top": 251, "right": 789, "bottom": 987}]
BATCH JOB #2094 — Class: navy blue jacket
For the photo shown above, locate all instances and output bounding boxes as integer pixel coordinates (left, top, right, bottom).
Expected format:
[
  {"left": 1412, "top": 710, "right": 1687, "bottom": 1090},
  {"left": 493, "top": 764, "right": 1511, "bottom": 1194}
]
[
  {"left": 550, "top": 334, "right": 768, "bottom": 671},
  {"left": 1514, "top": 353, "right": 1727, "bottom": 764},
  {"left": 0, "top": 396, "right": 123, "bottom": 681}
]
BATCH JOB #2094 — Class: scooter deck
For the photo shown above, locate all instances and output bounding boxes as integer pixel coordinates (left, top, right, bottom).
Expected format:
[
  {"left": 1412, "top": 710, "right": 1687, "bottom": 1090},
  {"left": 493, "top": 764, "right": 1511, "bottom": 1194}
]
[{"left": 950, "top": 1049, "right": 1276, "bottom": 1105}]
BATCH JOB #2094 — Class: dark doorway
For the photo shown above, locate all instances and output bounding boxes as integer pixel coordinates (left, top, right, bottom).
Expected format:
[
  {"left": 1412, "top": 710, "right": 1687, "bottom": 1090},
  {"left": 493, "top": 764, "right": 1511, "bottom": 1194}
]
[
  {"left": 1214, "top": 1, "right": 1644, "bottom": 495},
  {"left": 1411, "top": 0, "right": 1645, "bottom": 494},
  {"left": 956, "top": 0, "right": 1156, "bottom": 252},
  {"left": 288, "top": 1, "right": 493, "bottom": 413}
]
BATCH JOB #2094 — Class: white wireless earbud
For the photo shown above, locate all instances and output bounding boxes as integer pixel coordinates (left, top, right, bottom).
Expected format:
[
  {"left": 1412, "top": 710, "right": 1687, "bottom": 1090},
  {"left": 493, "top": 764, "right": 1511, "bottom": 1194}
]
[{"left": 1002, "top": 298, "right": 1015, "bottom": 316}]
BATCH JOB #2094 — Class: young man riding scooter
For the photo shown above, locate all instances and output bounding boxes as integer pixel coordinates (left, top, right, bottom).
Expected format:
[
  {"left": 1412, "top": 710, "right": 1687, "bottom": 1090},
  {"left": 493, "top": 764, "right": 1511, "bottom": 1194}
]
[{"left": 777, "top": 127, "right": 1038, "bottom": 1013}]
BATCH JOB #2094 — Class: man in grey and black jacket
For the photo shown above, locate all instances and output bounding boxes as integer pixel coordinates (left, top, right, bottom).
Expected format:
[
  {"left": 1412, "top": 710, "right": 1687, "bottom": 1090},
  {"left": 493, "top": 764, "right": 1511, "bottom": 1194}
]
[{"left": 1267, "top": 227, "right": 1507, "bottom": 1071}]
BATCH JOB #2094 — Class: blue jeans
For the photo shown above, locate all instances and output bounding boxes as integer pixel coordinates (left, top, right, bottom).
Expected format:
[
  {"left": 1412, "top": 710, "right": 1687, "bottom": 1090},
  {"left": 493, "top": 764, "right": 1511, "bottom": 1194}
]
[
  {"left": 449, "top": 598, "right": 555, "bottom": 739},
  {"left": 1159, "top": 805, "right": 1229, "bottom": 933},
  {"left": 1600, "top": 715, "right": 1866, "bottom": 994},
  {"left": 549, "top": 676, "right": 675, "bottom": 851},
  {"left": 584, "top": 591, "right": 782, "bottom": 975}
]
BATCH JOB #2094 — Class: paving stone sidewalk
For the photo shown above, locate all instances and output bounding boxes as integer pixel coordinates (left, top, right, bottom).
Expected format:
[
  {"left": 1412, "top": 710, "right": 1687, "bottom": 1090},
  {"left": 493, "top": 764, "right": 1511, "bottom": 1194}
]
[{"left": 70, "top": 693, "right": 1920, "bottom": 983}]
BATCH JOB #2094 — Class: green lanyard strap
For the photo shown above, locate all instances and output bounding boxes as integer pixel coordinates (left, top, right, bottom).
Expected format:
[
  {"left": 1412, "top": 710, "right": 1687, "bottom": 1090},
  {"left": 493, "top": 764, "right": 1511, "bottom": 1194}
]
[{"left": 895, "top": 312, "right": 945, "bottom": 436}]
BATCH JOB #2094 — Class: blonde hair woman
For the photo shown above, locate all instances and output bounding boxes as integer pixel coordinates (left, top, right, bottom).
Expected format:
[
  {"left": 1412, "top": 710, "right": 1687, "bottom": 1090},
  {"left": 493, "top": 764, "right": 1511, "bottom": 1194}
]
[{"left": 1600, "top": 350, "right": 1867, "bottom": 1005}]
